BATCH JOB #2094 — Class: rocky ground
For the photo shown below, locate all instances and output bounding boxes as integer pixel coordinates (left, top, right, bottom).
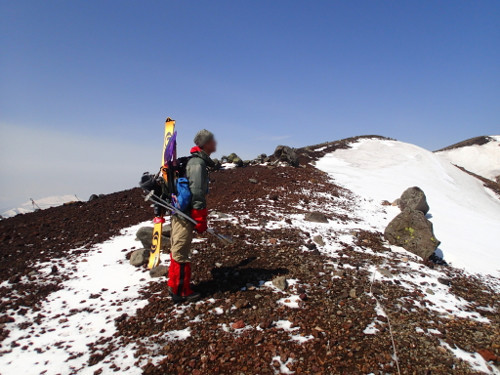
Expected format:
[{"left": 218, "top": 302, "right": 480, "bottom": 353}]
[{"left": 0, "top": 143, "right": 499, "bottom": 374}]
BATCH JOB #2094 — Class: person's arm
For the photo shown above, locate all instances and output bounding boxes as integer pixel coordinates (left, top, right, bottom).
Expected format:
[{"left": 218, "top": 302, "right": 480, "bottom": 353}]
[{"left": 186, "top": 161, "right": 208, "bottom": 232}]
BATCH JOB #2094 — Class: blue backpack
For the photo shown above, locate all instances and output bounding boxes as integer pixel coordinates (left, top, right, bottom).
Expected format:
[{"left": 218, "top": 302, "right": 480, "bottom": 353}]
[{"left": 171, "top": 156, "right": 193, "bottom": 211}]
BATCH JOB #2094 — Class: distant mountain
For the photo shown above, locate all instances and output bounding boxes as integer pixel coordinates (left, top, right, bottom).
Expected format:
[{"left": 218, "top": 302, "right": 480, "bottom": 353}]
[
  {"left": 1, "top": 194, "right": 80, "bottom": 218},
  {"left": 435, "top": 135, "right": 500, "bottom": 181}
]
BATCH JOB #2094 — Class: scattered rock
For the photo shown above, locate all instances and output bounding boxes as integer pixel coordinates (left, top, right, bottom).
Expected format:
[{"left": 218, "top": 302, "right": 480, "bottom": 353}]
[
  {"left": 384, "top": 208, "right": 440, "bottom": 260},
  {"left": 231, "top": 320, "right": 245, "bottom": 329},
  {"left": 272, "top": 276, "right": 288, "bottom": 290},
  {"left": 273, "top": 145, "right": 299, "bottom": 167},
  {"left": 88, "top": 194, "right": 100, "bottom": 202},
  {"left": 312, "top": 235, "right": 325, "bottom": 246},
  {"left": 268, "top": 238, "right": 278, "bottom": 245},
  {"left": 398, "top": 187, "right": 430, "bottom": 214},
  {"left": 437, "top": 277, "right": 452, "bottom": 286},
  {"left": 425, "top": 288, "right": 435, "bottom": 295},
  {"left": 377, "top": 267, "right": 393, "bottom": 278},
  {"left": 129, "top": 249, "right": 150, "bottom": 267},
  {"left": 234, "top": 299, "right": 250, "bottom": 309},
  {"left": 381, "top": 200, "right": 391, "bottom": 206},
  {"left": 478, "top": 349, "right": 498, "bottom": 363},
  {"left": 232, "top": 157, "right": 243, "bottom": 167},
  {"left": 259, "top": 319, "right": 272, "bottom": 329},
  {"left": 349, "top": 288, "right": 357, "bottom": 298},
  {"left": 248, "top": 178, "right": 258, "bottom": 184},
  {"left": 149, "top": 265, "right": 168, "bottom": 278},
  {"left": 304, "top": 212, "right": 329, "bottom": 223}
]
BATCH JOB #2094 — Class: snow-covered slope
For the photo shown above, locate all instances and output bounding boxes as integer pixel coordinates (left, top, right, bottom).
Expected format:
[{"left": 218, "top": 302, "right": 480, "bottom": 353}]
[
  {"left": 1, "top": 194, "right": 80, "bottom": 218},
  {"left": 436, "top": 135, "right": 500, "bottom": 181},
  {"left": 316, "top": 138, "right": 500, "bottom": 277}
]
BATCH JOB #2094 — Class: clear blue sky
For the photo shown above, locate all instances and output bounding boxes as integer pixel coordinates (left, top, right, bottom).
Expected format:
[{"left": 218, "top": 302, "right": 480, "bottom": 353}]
[{"left": 0, "top": 1, "right": 499, "bottom": 209}]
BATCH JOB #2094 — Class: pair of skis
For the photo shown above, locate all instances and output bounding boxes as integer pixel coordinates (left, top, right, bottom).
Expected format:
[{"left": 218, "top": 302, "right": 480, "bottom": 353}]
[{"left": 147, "top": 118, "right": 233, "bottom": 270}]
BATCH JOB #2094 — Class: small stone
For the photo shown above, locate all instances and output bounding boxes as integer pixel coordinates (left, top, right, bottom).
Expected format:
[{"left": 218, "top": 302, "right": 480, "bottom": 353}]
[
  {"left": 269, "top": 238, "right": 278, "bottom": 245},
  {"left": 312, "top": 235, "right": 325, "bottom": 246},
  {"left": 425, "top": 288, "right": 435, "bottom": 295},
  {"left": 248, "top": 178, "right": 258, "bottom": 184},
  {"left": 231, "top": 320, "right": 245, "bottom": 329},
  {"left": 349, "top": 288, "right": 357, "bottom": 298},
  {"left": 272, "top": 276, "right": 288, "bottom": 291},
  {"left": 215, "top": 262, "right": 223, "bottom": 268},
  {"left": 304, "top": 212, "right": 329, "bottom": 223},
  {"left": 259, "top": 319, "right": 272, "bottom": 329},
  {"left": 254, "top": 294, "right": 263, "bottom": 300},
  {"left": 149, "top": 265, "right": 168, "bottom": 278},
  {"left": 234, "top": 299, "right": 250, "bottom": 309},
  {"left": 478, "top": 349, "right": 498, "bottom": 362},
  {"left": 377, "top": 268, "right": 393, "bottom": 278}
]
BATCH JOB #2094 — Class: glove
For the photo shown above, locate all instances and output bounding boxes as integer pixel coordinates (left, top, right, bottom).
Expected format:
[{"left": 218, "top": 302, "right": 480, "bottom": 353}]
[{"left": 191, "top": 208, "right": 208, "bottom": 233}]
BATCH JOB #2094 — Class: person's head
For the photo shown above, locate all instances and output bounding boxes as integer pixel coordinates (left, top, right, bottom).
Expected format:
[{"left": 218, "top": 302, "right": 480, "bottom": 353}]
[{"left": 194, "top": 129, "right": 217, "bottom": 155}]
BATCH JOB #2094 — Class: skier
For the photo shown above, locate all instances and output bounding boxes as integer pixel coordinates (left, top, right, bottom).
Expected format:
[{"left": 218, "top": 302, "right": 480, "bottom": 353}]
[{"left": 168, "top": 129, "right": 216, "bottom": 302}]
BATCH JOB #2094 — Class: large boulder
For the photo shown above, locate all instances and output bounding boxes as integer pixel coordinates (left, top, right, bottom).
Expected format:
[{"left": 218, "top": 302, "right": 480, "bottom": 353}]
[
  {"left": 136, "top": 226, "right": 171, "bottom": 250},
  {"left": 129, "top": 249, "right": 150, "bottom": 266},
  {"left": 398, "top": 187, "right": 429, "bottom": 214},
  {"left": 384, "top": 208, "right": 440, "bottom": 260},
  {"left": 274, "top": 145, "right": 299, "bottom": 167}
]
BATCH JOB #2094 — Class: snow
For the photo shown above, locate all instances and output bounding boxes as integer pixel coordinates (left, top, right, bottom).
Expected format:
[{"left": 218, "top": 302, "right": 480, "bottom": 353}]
[
  {"left": 316, "top": 138, "right": 500, "bottom": 277},
  {"left": 271, "top": 355, "right": 295, "bottom": 374},
  {"left": 1, "top": 194, "right": 80, "bottom": 218},
  {"left": 440, "top": 341, "right": 500, "bottom": 375},
  {"left": 0, "top": 222, "right": 151, "bottom": 375},
  {"left": 436, "top": 135, "right": 500, "bottom": 180}
]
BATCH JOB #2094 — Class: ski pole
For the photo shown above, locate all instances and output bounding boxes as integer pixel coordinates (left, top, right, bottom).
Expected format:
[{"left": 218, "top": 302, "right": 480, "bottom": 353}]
[{"left": 144, "top": 191, "right": 234, "bottom": 244}]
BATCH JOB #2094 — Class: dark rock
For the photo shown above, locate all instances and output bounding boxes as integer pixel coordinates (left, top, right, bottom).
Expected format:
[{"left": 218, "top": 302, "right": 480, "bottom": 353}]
[
  {"left": 398, "top": 187, "right": 430, "bottom": 214},
  {"left": 384, "top": 208, "right": 440, "bottom": 260},
  {"left": 212, "top": 158, "right": 222, "bottom": 170},
  {"left": 304, "top": 212, "right": 329, "bottom": 223},
  {"left": 136, "top": 226, "right": 170, "bottom": 250},
  {"left": 273, "top": 145, "right": 299, "bottom": 167},
  {"left": 232, "top": 157, "right": 243, "bottom": 167},
  {"left": 149, "top": 265, "right": 168, "bottom": 278},
  {"left": 129, "top": 249, "right": 150, "bottom": 266},
  {"left": 227, "top": 153, "right": 239, "bottom": 163},
  {"left": 88, "top": 194, "right": 100, "bottom": 202},
  {"left": 272, "top": 276, "right": 288, "bottom": 290}
]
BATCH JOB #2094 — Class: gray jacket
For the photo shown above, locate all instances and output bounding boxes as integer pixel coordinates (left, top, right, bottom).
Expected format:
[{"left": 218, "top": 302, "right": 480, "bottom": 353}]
[{"left": 185, "top": 149, "right": 214, "bottom": 211}]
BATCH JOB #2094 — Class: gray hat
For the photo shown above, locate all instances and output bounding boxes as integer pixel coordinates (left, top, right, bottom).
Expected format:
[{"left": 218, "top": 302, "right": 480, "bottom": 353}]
[{"left": 194, "top": 129, "right": 214, "bottom": 147}]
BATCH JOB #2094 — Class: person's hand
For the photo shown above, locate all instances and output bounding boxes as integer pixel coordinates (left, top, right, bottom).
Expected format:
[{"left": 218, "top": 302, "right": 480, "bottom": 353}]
[{"left": 191, "top": 208, "right": 208, "bottom": 233}]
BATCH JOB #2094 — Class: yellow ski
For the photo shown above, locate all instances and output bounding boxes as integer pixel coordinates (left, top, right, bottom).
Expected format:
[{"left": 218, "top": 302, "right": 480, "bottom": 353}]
[{"left": 148, "top": 117, "right": 176, "bottom": 269}]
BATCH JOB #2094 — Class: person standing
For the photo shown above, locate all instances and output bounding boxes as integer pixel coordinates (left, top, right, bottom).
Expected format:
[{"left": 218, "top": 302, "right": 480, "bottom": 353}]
[{"left": 168, "top": 129, "right": 216, "bottom": 302}]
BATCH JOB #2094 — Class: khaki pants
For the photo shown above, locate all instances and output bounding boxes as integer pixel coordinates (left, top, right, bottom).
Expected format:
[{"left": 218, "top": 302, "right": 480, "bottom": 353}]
[{"left": 170, "top": 216, "right": 194, "bottom": 263}]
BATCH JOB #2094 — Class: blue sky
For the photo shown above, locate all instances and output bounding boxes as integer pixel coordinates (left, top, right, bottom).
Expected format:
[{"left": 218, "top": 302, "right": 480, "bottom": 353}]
[{"left": 1, "top": 1, "right": 499, "bottom": 209}]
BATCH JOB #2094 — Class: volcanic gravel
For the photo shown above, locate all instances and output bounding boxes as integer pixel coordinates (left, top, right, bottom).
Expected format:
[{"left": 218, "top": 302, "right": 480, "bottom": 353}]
[{"left": 0, "top": 150, "right": 499, "bottom": 374}]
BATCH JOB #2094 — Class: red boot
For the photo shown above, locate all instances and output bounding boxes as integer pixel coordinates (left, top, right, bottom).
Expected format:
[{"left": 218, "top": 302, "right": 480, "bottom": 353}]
[{"left": 168, "top": 255, "right": 200, "bottom": 303}]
